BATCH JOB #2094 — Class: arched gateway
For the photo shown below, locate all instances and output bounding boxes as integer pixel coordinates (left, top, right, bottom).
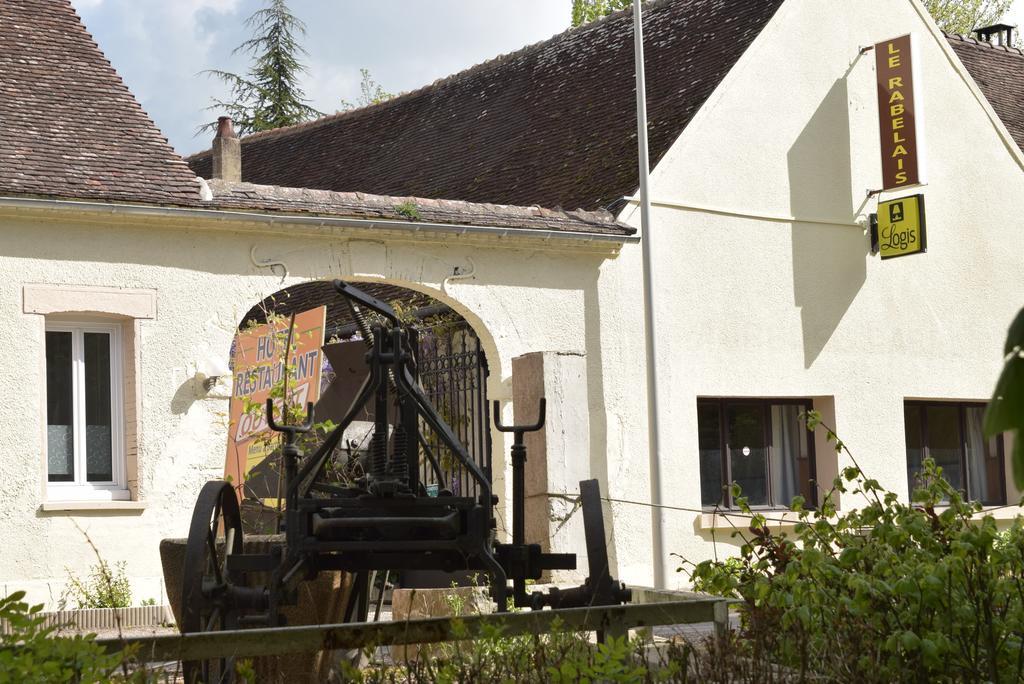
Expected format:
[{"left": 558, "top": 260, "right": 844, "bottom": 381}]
[{"left": 229, "top": 279, "right": 492, "bottom": 533}]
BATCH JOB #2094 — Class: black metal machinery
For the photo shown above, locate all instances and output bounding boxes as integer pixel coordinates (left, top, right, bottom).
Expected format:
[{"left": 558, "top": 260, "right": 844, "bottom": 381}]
[{"left": 180, "top": 280, "right": 630, "bottom": 681}]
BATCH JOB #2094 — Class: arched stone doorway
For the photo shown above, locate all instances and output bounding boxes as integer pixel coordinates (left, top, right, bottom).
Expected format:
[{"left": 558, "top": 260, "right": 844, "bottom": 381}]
[{"left": 230, "top": 279, "right": 491, "bottom": 532}]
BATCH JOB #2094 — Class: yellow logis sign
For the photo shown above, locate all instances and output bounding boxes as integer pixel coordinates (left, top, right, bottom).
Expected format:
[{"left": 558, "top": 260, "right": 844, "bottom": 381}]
[{"left": 878, "top": 194, "right": 926, "bottom": 259}]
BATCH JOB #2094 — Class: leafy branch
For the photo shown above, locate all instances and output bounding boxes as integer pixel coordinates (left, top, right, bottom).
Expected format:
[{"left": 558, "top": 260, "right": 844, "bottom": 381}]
[{"left": 985, "top": 306, "right": 1024, "bottom": 489}]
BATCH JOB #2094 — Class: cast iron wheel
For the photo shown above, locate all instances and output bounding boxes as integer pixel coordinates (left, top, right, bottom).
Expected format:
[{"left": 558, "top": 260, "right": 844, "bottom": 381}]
[{"left": 181, "top": 480, "right": 245, "bottom": 684}]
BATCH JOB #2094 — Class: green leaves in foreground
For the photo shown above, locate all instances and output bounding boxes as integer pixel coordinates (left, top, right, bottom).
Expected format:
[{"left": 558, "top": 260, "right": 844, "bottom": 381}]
[
  {"left": 985, "top": 306, "right": 1024, "bottom": 490},
  {"left": 687, "top": 459, "right": 1024, "bottom": 682},
  {"left": 0, "top": 591, "right": 126, "bottom": 683}
]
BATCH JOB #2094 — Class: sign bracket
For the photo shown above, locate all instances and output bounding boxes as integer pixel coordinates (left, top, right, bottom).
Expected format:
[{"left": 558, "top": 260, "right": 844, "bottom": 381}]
[{"left": 869, "top": 213, "right": 879, "bottom": 255}]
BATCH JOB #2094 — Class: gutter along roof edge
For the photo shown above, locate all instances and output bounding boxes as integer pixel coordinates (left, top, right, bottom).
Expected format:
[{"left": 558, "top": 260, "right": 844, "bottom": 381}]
[{"left": 0, "top": 196, "right": 640, "bottom": 246}]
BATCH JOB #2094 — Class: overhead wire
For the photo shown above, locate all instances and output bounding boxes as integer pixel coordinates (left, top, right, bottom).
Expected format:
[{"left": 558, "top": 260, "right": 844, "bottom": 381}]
[{"left": 577, "top": 495, "right": 1024, "bottom": 528}]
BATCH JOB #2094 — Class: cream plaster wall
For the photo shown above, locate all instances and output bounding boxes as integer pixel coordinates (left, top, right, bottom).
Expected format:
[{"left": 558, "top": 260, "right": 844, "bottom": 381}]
[
  {"left": 0, "top": 214, "right": 618, "bottom": 607},
  {"left": 605, "top": 0, "right": 1024, "bottom": 586}
]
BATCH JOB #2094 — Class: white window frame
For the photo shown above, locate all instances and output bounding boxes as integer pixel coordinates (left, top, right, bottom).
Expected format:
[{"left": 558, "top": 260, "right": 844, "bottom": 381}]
[{"left": 44, "top": 321, "right": 128, "bottom": 501}]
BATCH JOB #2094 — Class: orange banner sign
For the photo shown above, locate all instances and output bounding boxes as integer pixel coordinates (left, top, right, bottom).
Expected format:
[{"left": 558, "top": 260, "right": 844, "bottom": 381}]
[{"left": 226, "top": 306, "right": 326, "bottom": 505}]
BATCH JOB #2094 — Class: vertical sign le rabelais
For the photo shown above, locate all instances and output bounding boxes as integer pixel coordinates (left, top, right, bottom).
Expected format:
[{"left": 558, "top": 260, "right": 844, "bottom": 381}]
[{"left": 875, "top": 34, "right": 923, "bottom": 189}]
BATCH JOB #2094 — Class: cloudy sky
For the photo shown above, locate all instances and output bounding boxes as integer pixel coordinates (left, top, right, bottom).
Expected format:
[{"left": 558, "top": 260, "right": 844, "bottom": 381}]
[
  {"left": 72, "top": 0, "right": 572, "bottom": 156},
  {"left": 72, "top": 1, "right": 1024, "bottom": 158}
]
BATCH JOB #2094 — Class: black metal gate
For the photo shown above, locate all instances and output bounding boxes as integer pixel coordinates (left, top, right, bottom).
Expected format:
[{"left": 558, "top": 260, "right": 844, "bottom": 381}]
[{"left": 414, "top": 323, "right": 491, "bottom": 497}]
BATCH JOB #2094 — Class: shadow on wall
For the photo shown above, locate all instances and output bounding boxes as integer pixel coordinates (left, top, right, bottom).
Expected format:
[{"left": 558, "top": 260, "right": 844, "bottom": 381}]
[
  {"left": 788, "top": 76, "right": 867, "bottom": 369},
  {"left": 170, "top": 377, "right": 203, "bottom": 415}
]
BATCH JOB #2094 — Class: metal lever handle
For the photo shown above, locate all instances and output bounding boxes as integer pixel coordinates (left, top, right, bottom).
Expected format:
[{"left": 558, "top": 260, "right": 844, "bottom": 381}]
[
  {"left": 265, "top": 398, "right": 315, "bottom": 435},
  {"left": 493, "top": 398, "right": 546, "bottom": 433},
  {"left": 332, "top": 279, "right": 401, "bottom": 327}
]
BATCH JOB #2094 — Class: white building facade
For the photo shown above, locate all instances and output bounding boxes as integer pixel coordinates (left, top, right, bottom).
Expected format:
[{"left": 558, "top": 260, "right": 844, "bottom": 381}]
[
  {"left": 609, "top": 0, "right": 1024, "bottom": 585},
  {"left": 1, "top": 0, "right": 1022, "bottom": 606}
]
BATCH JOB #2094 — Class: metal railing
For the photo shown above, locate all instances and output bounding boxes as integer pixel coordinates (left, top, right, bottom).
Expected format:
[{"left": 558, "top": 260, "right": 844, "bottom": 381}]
[
  {"left": 416, "top": 325, "right": 490, "bottom": 498},
  {"left": 93, "top": 596, "right": 731, "bottom": 663}
]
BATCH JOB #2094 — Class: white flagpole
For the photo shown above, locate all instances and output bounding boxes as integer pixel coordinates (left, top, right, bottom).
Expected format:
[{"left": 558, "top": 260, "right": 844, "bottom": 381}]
[{"left": 633, "top": 0, "right": 665, "bottom": 589}]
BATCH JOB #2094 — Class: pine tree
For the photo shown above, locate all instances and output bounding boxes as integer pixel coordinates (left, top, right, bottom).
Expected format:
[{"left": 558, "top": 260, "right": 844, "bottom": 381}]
[{"left": 202, "top": 0, "right": 322, "bottom": 135}]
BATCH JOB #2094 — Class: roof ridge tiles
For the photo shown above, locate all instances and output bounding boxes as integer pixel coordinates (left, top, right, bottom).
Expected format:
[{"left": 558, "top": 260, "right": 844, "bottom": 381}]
[
  {"left": 946, "top": 32, "right": 1024, "bottom": 154},
  {"left": 202, "top": 179, "right": 634, "bottom": 236},
  {"left": 944, "top": 31, "right": 1024, "bottom": 58}
]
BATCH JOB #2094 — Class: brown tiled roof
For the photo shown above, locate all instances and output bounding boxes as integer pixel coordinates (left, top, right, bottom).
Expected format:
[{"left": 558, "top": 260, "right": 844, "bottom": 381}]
[
  {"left": 189, "top": 0, "right": 784, "bottom": 212},
  {"left": 204, "top": 179, "right": 634, "bottom": 236},
  {"left": 0, "top": 0, "right": 200, "bottom": 205},
  {"left": 947, "top": 33, "right": 1024, "bottom": 152}
]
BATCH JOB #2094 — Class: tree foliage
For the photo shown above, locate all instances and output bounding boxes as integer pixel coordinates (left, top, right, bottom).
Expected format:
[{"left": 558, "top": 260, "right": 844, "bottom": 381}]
[
  {"left": 923, "top": 0, "right": 1015, "bottom": 35},
  {"left": 202, "top": 0, "right": 322, "bottom": 135},
  {"left": 340, "top": 68, "right": 394, "bottom": 111},
  {"left": 571, "top": 0, "right": 634, "bottom": 27}
]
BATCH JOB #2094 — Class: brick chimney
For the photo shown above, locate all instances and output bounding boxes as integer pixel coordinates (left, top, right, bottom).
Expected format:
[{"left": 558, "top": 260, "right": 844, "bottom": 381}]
[{"left": 211, "top": 116, "right": 241, "bottom": 182}]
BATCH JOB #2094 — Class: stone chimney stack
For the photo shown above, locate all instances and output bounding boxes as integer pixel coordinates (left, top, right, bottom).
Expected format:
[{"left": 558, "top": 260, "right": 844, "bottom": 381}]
[{"left": 211, "top": 116, "right": 241, "bottom": 182}]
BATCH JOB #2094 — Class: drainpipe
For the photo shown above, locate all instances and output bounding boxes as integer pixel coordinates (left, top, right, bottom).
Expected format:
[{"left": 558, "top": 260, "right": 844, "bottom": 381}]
[{"left": 633, "top": 0, "right": 666, "bottom": 589}]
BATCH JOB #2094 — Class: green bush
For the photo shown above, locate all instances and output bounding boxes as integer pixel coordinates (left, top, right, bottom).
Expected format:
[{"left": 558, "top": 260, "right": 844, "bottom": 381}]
[
  {"left": 688, "top": 414, "right": 1024, "bottom": 683},
  {"left": 0, "top": 591, "right": 124, "bottom": 683},
  {"left": 62, "top": 561, "right": 132, "bottom": 610},
  {"left": 341, "top": 626, "right": 672, "bottom": 684}
]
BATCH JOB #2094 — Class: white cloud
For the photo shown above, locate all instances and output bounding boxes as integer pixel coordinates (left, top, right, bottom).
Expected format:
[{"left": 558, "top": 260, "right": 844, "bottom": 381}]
[{"left": 72, "top": 0, "right": 248, "bottom": 153}]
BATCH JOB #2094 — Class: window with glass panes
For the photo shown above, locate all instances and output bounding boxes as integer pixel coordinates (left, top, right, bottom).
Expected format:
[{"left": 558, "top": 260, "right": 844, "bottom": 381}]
[
  {"left": 904, "top": 401, "right": 1005, "bottom": 505},
  {"left": 45, "top": 322, "right": 125, "bottom": 498},
  {"left": 698, "top": 399, "right": 817, "bottom": 509}
]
